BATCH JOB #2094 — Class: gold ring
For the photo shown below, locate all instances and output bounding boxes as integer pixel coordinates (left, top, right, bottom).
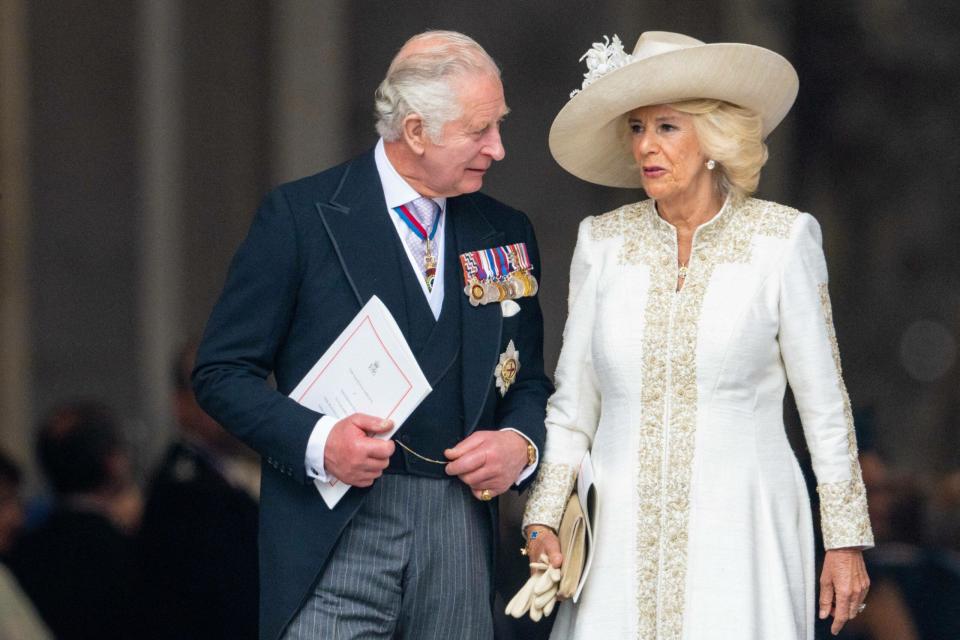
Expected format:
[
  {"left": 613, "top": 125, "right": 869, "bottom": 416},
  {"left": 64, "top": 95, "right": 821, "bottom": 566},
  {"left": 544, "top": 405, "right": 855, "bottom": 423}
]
[{"left": 480, "top": 489, "right": 493, "bottom": 501}]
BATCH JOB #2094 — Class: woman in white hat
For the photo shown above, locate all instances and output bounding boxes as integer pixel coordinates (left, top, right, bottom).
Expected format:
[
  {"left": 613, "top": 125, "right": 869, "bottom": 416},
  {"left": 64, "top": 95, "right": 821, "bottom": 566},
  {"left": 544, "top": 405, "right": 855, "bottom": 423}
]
[{"left": 519, "top": 32, "right": 872, "bottom": 638}]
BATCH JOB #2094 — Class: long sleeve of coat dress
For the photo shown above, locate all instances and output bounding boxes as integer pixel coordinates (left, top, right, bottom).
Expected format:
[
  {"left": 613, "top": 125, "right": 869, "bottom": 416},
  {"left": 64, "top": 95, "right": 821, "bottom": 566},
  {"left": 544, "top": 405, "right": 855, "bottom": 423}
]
[
  {"left": 778, "top": 214, "right": 873, "bottom": 550},
  {"left": 522, "top": 218, "right": 601, "bottom": 530}
]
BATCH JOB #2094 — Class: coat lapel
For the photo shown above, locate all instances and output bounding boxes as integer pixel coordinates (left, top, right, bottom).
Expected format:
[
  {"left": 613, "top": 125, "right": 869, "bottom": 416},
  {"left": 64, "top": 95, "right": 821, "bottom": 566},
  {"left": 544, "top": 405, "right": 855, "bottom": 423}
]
[
  {"left": 314, "top": 150, "right": 410, "bottom": 337},
  {"left": 450, "top": 194, "right": 504, "bottom": 432}
]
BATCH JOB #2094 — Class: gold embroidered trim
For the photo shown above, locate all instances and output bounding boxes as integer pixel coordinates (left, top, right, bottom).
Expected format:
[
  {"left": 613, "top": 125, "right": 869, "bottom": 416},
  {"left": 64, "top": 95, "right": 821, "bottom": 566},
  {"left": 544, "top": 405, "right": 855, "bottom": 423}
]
[
  {"left": 607, "top": 198, "right": 798, "bottom": 268},
  {"left": 815, "top": 283, "right": 874, "bottom": 549},
  {"left": 522, "top": 462, "right": 577, "bottom": 531},
  {"left": 634, "top": 200, "right": 674, "bottom": 639},
  {"left": 589, "top": 204, "right": 637, "bottom": 241}
]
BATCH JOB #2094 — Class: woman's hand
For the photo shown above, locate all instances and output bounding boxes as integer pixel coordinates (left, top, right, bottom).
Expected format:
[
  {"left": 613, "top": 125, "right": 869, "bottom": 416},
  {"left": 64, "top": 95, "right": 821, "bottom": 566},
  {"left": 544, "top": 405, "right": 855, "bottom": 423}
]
[
  {"left": 505, "top": 526, "right": 564, "bottom": 621},
  {"left": 524, "top": 525, "right": 563, "bottom": 572},
  {"left": 819, "top": 548, "right": 870, "bottom": 635}
]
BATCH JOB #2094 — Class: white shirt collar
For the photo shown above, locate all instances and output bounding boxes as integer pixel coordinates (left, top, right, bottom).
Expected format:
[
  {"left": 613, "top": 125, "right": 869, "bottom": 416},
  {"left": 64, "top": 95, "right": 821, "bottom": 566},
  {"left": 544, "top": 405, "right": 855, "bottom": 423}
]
[
  {"left": 373, "top": 137, "right": 447, "bottom": 319},
  {"left": 374, "top": 138, "right": 446, "bottom": 212}
]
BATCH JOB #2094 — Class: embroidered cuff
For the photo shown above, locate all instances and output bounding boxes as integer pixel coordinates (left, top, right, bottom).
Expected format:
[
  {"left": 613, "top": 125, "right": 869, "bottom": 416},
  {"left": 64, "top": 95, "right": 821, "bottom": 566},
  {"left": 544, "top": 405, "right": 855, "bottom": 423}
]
[
  {"left": 522, "top": 462, "right": 577, "bottom": 531},
  {"left": 817, "top": 478, "right": 874, "bottom": 550}
]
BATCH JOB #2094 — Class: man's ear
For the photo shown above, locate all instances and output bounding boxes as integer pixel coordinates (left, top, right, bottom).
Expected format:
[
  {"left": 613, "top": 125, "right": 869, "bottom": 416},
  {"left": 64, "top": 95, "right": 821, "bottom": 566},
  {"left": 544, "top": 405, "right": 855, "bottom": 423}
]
[{"left": 401, "top": 114, "right": 427, "bottom": 155}]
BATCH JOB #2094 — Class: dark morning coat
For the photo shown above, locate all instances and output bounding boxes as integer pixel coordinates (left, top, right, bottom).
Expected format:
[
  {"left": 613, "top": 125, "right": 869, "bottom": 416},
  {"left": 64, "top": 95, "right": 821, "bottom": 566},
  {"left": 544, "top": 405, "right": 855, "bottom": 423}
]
[{"left": 193, "top": 148, "right": 552, "bottom": 640}]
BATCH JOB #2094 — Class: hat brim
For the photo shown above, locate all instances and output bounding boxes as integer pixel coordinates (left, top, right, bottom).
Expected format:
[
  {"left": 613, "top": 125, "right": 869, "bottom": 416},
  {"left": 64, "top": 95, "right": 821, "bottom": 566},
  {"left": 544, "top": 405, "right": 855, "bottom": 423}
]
[{"left": 548, "top": 42, "right": 799, "bottom": 188}]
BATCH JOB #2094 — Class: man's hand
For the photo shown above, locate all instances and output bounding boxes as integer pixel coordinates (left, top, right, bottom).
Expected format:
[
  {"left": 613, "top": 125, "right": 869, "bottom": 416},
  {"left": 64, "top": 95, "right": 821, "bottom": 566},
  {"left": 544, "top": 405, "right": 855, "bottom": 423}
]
[
  {"left": 323, "top": 414, "right": 395, "bottom": 487},
  {"left": 444, "top": 430, "right": 528, "bottom": 499}
]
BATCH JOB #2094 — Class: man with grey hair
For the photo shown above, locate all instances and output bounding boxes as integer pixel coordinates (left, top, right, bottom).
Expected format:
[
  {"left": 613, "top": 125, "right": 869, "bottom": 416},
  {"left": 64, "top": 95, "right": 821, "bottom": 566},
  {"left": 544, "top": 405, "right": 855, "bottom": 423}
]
[{"left": 194, "top": 30, "right": 551, "bottom": 640}]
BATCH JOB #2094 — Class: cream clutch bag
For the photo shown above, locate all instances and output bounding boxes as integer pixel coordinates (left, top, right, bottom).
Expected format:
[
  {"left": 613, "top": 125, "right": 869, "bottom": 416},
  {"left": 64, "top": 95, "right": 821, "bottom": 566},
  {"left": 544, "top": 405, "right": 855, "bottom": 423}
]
[
  {"left": 505, "top": 491, "right": 589, "bottom": 620},
  {"left": 507, "top": 452, "right": 596, "bottom": 621},
  {"left": 557, "top": 492, "right": 587, "bottom": 599}
]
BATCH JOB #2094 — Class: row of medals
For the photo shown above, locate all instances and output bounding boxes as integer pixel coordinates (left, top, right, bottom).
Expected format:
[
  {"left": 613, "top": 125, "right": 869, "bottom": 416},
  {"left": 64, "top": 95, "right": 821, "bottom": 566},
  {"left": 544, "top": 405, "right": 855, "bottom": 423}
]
[{"left": 465, "top": 269, "right": 538, "bottom": 307}]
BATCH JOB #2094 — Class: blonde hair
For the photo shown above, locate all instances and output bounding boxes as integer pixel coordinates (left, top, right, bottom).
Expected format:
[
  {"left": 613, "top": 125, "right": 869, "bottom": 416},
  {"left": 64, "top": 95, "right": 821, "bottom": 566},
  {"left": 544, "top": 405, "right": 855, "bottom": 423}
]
[{"left": 670, "top": 99, "right": 768, "bottom": 200}]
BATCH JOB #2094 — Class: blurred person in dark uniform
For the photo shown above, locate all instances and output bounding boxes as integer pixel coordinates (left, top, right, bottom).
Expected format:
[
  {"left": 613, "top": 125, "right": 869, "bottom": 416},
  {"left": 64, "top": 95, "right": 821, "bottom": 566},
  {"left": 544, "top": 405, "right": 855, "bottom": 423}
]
[
  {"left": 0, "top": 449, "right": 53, "bottom": 639},
  {"left": 0, "top": 450, "right": 26, "bottom": 561},
  {"left": 137, "top": 342, "right": 259, "bottom": 639},
  {"left": 927, "top": 469, "right": 960, "bottom": 555},
  {"left": 829, "top": 415, "right": 960, "bottom": 640},
  {"left": 8, "top": 402, "right": 142, "bottom": 640}
]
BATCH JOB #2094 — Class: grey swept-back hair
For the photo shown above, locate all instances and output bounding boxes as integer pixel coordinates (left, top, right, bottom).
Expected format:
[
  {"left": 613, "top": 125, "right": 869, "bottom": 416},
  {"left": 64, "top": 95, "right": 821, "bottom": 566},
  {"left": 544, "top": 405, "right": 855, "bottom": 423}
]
[{"left": 374, "top": 30, "right": 500, "bottom": 142}]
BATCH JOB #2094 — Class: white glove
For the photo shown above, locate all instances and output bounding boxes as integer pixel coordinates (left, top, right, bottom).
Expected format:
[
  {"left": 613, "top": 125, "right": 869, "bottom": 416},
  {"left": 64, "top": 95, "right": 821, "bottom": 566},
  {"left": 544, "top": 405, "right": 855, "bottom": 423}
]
[{"left": 505, "top": 554, "right": 561, "bottom": 621}]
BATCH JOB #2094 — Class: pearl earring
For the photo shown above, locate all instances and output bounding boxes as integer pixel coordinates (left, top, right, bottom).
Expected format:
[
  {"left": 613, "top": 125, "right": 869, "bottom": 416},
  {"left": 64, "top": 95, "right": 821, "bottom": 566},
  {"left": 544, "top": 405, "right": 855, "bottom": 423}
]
[{"left": 706, "top": 159, "right": 716, "bottom": 170}]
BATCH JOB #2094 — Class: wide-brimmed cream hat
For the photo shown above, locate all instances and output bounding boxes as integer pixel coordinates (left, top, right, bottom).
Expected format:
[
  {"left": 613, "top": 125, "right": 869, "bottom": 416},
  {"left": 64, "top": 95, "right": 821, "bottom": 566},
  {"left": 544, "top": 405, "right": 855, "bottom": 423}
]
[{"left": 549, "top": 31, "right": 799, "bottom": 188}]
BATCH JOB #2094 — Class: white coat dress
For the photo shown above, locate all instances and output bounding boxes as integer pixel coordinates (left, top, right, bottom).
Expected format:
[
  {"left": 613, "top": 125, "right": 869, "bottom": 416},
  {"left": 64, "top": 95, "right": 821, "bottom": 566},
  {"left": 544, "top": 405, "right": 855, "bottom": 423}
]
[{"left": 522, "top": 197, "right": 873, "bottom": 640}]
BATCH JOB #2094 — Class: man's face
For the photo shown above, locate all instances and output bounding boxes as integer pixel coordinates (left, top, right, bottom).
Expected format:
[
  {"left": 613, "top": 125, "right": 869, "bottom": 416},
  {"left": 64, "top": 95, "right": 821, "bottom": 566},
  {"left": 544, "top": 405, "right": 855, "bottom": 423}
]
[{"left": 417, "top": 73, "right": 508, "bottom": 197}]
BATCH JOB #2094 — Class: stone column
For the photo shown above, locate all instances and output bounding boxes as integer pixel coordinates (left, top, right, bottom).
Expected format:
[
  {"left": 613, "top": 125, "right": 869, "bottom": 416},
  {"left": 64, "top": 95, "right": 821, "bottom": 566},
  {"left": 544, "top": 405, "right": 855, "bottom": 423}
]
[
  {"left": 270, "top": 0, "right": 350, "bottom": 183},
  {"left": 137, "top": 0, "right": 185, "bottom": 462},
  {"left": 0, "top": 0, "right": 32, "bottom": 467}
]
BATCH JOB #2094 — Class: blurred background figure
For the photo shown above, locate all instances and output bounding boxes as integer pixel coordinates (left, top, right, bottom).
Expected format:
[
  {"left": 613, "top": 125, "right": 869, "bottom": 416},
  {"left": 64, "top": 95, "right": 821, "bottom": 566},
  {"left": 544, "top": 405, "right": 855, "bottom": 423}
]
[
  {"left": 0, "top": 450, "right": 26, "bottom": 560},
  {"left": 7, "top": 402, "right": 142, "bottom": 640},
  {"left": 137, "top": 341, "right": 259, "bottom": 640},
  {"left": 825, "top": 410, "right": 960, "bottom": 640},
  {"left": 0, "top": 449, "right": 52, "bottom": 640},
  {"left": 926, "top": 469, "right": 960, "bottom": 557}
]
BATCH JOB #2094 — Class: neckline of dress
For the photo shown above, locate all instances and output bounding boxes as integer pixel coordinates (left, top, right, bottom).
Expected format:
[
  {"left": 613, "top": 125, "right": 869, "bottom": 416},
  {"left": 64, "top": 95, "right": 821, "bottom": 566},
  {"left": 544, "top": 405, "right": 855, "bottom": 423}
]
[{"left": 648, "top": 194, "right": 736, "bottom": 248}]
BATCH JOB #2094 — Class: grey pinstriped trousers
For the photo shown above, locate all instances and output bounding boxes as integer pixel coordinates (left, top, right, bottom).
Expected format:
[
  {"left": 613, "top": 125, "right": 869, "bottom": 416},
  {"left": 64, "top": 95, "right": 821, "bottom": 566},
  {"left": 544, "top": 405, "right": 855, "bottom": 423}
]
[{"left": 282, "top": 474, "right": 494, "bottom": 640}]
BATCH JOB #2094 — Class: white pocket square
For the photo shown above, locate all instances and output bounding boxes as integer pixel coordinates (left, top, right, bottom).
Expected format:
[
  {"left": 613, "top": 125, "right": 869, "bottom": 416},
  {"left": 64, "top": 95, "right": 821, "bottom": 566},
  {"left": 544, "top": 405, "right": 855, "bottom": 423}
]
[{"left": 501, "top": 299, "right": 520, "bottom": 318}]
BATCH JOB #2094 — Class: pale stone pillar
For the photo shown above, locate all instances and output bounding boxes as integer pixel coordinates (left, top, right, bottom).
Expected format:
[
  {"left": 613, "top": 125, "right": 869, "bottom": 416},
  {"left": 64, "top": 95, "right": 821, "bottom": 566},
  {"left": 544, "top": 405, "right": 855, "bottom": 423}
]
[
  {"left": 271, "top": 0, "right": 350, "bottom": 183},
  {"left": 0, "top": 0, "right": 33, "bottom": 468},
  {"left": 137, "top": 0, "right": 184, "bottom": 461}
]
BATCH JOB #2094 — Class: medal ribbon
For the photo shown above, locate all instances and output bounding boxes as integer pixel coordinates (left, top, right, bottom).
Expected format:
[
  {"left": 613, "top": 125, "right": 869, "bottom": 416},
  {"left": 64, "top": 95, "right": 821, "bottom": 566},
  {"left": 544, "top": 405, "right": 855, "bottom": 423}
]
[
  {"left": 459, "top": 243, "right": 535, "bottom": 286},
  {"left": 476, "top": 251, "right": 489, "bottom": 281},
  {"left": 459, "top": 253, "right": 477, "bottom": 285},
  {"left": 507, "top": 243, "right": 532, "bottom": 270},
  {"left": 392, "top": 203, "right": 440, "bottom": 242}
]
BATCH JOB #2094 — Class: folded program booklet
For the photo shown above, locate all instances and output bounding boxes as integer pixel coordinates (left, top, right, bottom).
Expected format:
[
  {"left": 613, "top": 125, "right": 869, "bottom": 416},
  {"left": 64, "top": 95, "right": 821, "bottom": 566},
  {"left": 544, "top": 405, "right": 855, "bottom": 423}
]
[{"left": 288, "top": 295, "right": 432, "bottom": 508}]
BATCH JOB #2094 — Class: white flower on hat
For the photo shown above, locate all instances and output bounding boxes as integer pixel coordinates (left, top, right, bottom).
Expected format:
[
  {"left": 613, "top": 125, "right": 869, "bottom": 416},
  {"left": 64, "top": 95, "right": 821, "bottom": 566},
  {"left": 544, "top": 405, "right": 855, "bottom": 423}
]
[{"left": 571, "top": 35, "right": 634, "bottom": 98}]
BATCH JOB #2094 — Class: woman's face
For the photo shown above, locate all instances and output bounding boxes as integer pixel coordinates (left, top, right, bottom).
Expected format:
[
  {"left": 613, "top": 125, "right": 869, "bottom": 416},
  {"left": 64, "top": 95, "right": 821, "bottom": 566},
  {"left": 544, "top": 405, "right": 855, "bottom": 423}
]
[{"left": 629, "top": 104, "right": 711, "bottom": 203}]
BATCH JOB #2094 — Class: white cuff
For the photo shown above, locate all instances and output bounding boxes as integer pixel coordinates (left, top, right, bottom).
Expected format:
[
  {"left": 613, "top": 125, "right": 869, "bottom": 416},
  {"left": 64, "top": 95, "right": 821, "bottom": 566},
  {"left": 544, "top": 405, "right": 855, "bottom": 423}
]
[
  {"left": 501, "top": 428, "right": 539, "bottom": 485},
  {"left": 305, "top": 415, "right": 339, "bottom": 484}
]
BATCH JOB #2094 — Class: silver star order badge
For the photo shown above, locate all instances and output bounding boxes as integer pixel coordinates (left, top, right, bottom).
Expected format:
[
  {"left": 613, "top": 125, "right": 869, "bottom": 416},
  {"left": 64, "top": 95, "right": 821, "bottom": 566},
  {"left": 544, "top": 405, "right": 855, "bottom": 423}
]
[{"left": 495, "top": 340, "right": 520, "bottom": 396}]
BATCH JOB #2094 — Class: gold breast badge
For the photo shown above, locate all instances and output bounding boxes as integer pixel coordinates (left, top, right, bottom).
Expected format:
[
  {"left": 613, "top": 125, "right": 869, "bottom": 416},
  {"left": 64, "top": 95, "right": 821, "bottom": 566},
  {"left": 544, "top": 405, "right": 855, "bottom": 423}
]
[{"left": 495, "top": 340, "right": 520, "bottom": 396}]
